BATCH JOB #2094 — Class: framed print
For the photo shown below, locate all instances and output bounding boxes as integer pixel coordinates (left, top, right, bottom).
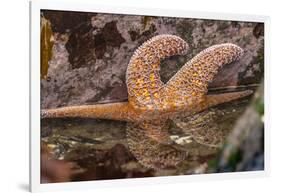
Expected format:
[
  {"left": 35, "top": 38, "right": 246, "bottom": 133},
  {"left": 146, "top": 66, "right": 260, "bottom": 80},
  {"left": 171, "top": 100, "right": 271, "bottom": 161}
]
[{"left": 30, "top": 0, "right": 270, "bottom": 192}]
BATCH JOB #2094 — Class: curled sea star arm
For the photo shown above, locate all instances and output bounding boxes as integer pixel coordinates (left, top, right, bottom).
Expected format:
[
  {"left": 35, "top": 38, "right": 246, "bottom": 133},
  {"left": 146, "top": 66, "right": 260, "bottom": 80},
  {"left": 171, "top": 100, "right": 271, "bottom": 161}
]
[
  {"left": 165, "top": 43, "right": 244, "bottom": 106},
  {"left": 41, "top": 102, "right": 139, "bottom": 122},
  {"left": 126, "top": 34, "right": 189, "bottom": 110}
]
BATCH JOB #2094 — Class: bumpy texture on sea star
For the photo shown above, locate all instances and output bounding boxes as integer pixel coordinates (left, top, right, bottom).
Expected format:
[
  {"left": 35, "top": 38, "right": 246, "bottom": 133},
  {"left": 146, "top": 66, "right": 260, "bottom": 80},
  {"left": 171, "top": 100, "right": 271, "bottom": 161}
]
[{"left": 42, "top": 34, "right": 253, "bottom": 169}]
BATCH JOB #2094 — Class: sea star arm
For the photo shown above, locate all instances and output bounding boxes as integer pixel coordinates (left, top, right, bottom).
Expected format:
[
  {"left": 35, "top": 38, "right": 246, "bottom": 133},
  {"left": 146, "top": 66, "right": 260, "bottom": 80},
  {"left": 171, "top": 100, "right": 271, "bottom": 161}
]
[
  {"left": 165, "top": 43, "right": 244, "bottom": 106},
  {"left": 192, "top": 90, "right": 253, "bottom": 113},
  {"left": 126, "top": 34, "right": 189, "bottom": 110},
  {"left": 41, "top": 102, "right": 139, "bottom": 122},
  {"left": 205, "top": 90, "right": 253, "bottom": 107}
]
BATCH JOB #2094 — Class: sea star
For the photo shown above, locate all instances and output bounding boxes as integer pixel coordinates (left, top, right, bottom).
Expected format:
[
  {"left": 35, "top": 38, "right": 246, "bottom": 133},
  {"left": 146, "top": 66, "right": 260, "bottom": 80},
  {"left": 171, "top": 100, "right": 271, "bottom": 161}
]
[{"left": 42, "top": 34, "right": 253, "bottom": 169}]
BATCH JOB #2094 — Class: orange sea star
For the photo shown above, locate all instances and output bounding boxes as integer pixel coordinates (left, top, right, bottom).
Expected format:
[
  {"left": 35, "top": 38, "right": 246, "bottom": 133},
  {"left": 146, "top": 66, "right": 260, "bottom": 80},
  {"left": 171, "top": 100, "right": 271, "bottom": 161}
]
[{"left": 42, "top": 34, "right": 253, "bottom": 169}]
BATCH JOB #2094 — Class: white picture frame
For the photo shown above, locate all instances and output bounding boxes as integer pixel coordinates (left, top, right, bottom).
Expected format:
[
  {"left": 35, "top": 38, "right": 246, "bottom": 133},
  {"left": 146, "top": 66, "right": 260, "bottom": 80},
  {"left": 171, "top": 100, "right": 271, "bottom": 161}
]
[{"left": 30, "top": 0, "right": 270, "bottom": 192}]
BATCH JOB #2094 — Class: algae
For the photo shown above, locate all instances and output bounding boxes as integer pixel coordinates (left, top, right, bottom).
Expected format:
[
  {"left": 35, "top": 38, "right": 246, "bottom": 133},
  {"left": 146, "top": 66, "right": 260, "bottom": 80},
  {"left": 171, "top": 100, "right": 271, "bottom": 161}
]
[{"left": 41, "top": 16, "right": 54, "bottom": 79}]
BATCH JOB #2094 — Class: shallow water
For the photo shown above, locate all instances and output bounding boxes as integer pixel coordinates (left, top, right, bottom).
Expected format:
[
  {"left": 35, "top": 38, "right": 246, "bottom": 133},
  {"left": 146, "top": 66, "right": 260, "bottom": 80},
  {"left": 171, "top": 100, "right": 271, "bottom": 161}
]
[{"left": 41, "top": 96, "right": 251, "bottom": 182}]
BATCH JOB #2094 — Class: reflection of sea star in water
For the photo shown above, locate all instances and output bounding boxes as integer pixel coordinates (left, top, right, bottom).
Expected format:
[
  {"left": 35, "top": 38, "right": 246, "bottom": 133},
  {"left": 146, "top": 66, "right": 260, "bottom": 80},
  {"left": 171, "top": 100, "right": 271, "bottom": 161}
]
[{"left": 42, "top": 34, "right": 253, "bottom": 169}]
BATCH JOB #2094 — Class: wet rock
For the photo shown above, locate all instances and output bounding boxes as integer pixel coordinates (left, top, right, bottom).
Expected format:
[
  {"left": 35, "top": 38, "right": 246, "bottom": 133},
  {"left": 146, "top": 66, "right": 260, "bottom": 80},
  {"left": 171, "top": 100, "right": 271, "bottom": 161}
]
[
  {"left": 43, "top": 10, "right": 96, "bottom": 33},
  {"left": 253, "top": 23, "right": 264, "bottom": 39},
  {"left": 65, "top": 20, "right": 125, "bottom": 69},
  {"left": 106, "top": 144, "right": 133, "bottom": 168},
  {"left": 93, "top": 21, "right": 125, "bottom": 58},
  {"left": 68, "top": 144, "right": 154, "bottom": 181},
  {"left": 65, "top": 22, "right": 96, "bottom": 69},
  {"left": 238, "top": 44, "right": 264, "bottom": 85},
  {"left": 41, "top": 143, "right": 80, "bottom": 183}
]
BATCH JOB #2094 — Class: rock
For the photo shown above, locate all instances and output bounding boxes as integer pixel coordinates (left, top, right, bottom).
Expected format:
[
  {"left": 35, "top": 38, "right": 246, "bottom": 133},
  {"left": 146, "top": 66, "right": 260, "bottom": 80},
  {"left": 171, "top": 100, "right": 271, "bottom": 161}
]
[
  {"left": 41, "top": 143, "right": 80, "bottom": 183},
  {"left": 65, "top": 143, "right": 153, "bottom": 181},
  {"left": 63, "top": 20, "right": 126, "bottom": 69},
  {"left": 65, "top": 22, "right": 96, "bottom": 69},
  {"left": 43, "top": 10, "right": 96, "bottom": 33}
]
